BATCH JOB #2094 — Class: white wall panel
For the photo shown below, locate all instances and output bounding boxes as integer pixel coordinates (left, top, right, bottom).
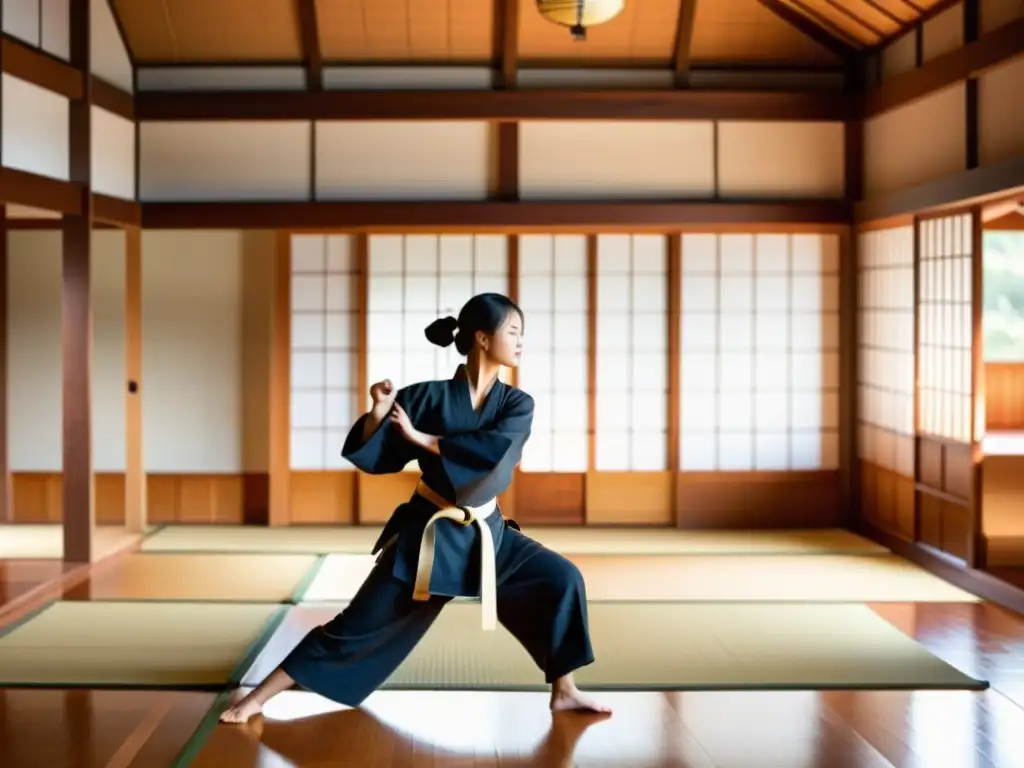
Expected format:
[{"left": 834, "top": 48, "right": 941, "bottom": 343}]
[
  {"left": 881, "top": 33, "right": 917, "bottom": 80},
  {"left": 324, "top": 67, "right": 493, "bottom": 90},
  {"left": 595, "top": 234, "right": 669, "bottom": 471},
  {"left": 7, "top": 231, "right": 126, "bottom": 471},
  {"left": 140, "top": 122, "right": 311, "bottom": 201},
  {"left": 290, "top": 235, "right": 360, "bottom": 471},
  {"left": 864, "top": 84, "right": 966, "bottom": 195},
  {"left": 679, "top": 233, "right": 840, "bottom": 472},
  {"left": 517, "top": 69, "right": 674, "bottom": 89},
  {"left": 1, "top": 74, "right": 69, "bottom": 181},
  {"left": 316, "top": 122, "right": 491, "bottom": 201},
  {"left": 516, "top": 235, "right": 589, "bottom": 472},
  {"left": 91, "top": 0, "right": 132, "bottom": 90},
  {"left": 979, "top": 56, "right": 1024, "bottom": 166},
  {"left": 142, "top": 231, "right": 243, "bottom": 472},
  {"left": 857, "top": 226, "right": 915, "bottom": 476},
  {"left": 3, "top": 0, "right": 69, "bottom": 60},
  {"left": 91, "top": 106, "right": 136, "bottom": 199},
  {"left": 923, "top": 4, "right": 964, "bottom": 62},
  {"left": 519, "top": 121, "right": 715, "bottom": 200},
  {"left": 137, "top": 67, "right": 306, "bottom": 92},
  {"left": 717, "top": 122, "right": 845, "bottom": 198}
]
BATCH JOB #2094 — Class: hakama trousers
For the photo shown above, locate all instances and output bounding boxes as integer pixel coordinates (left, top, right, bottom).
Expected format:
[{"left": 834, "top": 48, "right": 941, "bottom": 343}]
[{"left": 279, "top": 529, "right": 595, "bottom": 707}]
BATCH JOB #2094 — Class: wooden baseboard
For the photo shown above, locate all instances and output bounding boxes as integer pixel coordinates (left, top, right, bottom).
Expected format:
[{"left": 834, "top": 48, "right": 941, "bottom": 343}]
[
  {"left": 856, "top": 518, "right": 1024, "bottom": 617},
  {"left": 10, "top": 472, "right": 269, "bottom": 524}
]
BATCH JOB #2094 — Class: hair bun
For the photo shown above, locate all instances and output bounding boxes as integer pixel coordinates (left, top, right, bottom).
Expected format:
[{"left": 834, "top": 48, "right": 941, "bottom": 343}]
[{"left": 424, "top": 315, "right": 458, "bottom": 348}]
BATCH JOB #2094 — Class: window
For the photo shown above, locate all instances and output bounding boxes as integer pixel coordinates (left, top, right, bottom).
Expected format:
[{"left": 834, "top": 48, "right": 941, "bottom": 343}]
[
  {"left": 595, "top": 234, "right": 669, "bottom": 471},
  {"left": 918, "top": 214, "right": 972, "bottom": 442},
  {"left": 679, "top": 234, "right": 840, "bottom": 471},
  {"left": 289, "top": 235, "right": 360, "bottom": 470},
  {"left": 516, "top": 235, "right": 589, "bottom": 472},
  {"left": 857, "top": 226, "right": 915, "bottom": 476},
  {"left": 982, "top": 231, "right": 1024, "bottom": 362}
]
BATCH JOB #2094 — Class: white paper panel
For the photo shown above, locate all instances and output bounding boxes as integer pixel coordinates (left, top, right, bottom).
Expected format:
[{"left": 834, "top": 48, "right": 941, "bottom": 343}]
[
  {"left": 324, "top": 67, "right": 493, "bottom": 90},
  {"left": 91, "top": 106, "right": 136, "bottom": 199},
  {"left": 1, "top": 74, "right": 69, "bottom": 180},
  {"left": 137, "top": 67, "right": 306, "bottom": 92},
  {"left": 140, "top": 121, "right": 311, "bottom": 201},
  {"left": 91, "top": 0, "right": 131, "bottom": 90}
]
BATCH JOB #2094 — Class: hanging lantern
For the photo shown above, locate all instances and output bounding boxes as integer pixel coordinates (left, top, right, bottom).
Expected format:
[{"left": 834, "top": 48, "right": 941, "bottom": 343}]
[{"left": 536, "top": 0, "right": 625, "bottom": 41}]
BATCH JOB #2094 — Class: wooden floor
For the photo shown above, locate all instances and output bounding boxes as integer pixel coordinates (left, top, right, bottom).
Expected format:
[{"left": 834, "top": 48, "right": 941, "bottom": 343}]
[{"left": 3, "top": 541, "right": 1024, "bottom": 766}]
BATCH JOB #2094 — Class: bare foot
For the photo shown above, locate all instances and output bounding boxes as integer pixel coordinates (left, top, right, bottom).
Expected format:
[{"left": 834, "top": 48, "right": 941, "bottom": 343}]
[
  {"left": 550, "top": 684, "right": 612, "bottom": 715},
  {"left": 219, "top": 695, "right": 264, "bottom": 724}
]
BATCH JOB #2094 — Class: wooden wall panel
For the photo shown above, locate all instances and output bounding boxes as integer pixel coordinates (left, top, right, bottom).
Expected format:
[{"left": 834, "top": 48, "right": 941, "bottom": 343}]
[
  {"left": 10, "top": 473, "right": 253, "bottom": 524},
  {"left": 289, "top": 471, "right": 356, "bottom": 524},
  {"left": 585, "top": 472, "right": 674, "bottom": 525},
  {"left": 986, "top": 363, "right": 1024, "bottom": 430},
  {"left": 677, "top": 470, "right": 841, "bottom": 528}
]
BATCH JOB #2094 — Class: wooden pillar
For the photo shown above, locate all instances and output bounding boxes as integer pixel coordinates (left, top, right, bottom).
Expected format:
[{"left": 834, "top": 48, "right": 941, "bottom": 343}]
[
  {"left": 62, "top": 0, "right": 94, "bottom": 562},
  {"left": 124, "top": 228, "right": 145, "bottom": 532},
  {"left": 268, "top": 231, "right": 291, "bottom": 527},
  {"left": 668, "top": 234, "right": 682, "bottom": 526},
  {"left": 0, "top": 210, "right": 10, "bottom": 523}
]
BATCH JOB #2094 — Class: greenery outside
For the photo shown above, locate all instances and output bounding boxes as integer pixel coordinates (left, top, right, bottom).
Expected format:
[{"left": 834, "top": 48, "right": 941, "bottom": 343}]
[{"left": 983, "top": 231, "right": 1024, "bottom": 362}]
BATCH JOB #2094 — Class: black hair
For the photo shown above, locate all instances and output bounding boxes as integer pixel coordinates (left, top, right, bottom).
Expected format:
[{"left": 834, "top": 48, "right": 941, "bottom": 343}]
[{"left": 424, "top": 293, "right": 524, "bottom": 356}]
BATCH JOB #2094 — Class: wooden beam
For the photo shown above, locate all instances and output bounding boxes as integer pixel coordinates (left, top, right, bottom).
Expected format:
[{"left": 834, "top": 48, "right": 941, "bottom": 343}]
[
  {"left": 268, "top": 231, "right": 291, "bottom": 527},
  {"left": 672, "top": 0, "right": 699, "bottom": 86},
  {"left": 963, "top": 0, "right": 979, "bottom": 171},
  {"left": 855, "top": 155, "right": 1024, "bottom": 222},
  {"left": 0, "top": 209, "right": 10, "bottom": 524},
  {"left": 62, "top": 0, "right": 95, "bottom": 563},
  {"left": 0, "top": 168, "right": 81, "bottom": 215},
  {"left": 141, "top": 200, "right": 851, "bottom": 231},
  {"left": 93, "top": 195, "right": 141, "bottom": 228},
  {"left": 494, "top": 0, "right": 519, "bottom": 89},
  {"left": 755, "top": 0, "right": 858, "bottom": 60},
  {"left": 863, "top": 18, "right": 1024, "bottom": 117},
  {"left": 296, "top": 0, "right": 322, "bottom": 91},
  {"left": 0, "top": 37, "right": 132, "bottom": 119},
  {"left": 134, "top": 89, "right": 855, "bottom": 122}
]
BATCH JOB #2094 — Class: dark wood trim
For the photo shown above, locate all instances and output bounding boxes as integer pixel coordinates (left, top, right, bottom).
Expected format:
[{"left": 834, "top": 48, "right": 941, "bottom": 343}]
[
  {"left": 855, "top": 155, "right": 1024, "bottom": 222},
  {"left": 672, "top": 0, "right": 699, "bottom": 86},
  {"left": 0, "top": 209, "right": 9, "bottom": 523},
  {"left": 969, "top": 206, "right": 984, "bottom": 568},
  {"left": 667, "top": 234, "right": 682, "bottom": 526},
  {"left": 963, "top": 0, "right": 979, "bottom": 172},
  {"left": 141, "top": 200, "right": 851, "bottom": 230},
  {"left": 296, "top": 0, "right": 322, "bottom": 91},
  {"left": 863, "top": 18, "right": 1024, "bottom": 117},
  {"left": 495, "top": 123, "right": 519, "bottom": 201},
  {"left": 855, "top": 519, "right": 1024, "bottom": 616},
  {"left": 840, "top": 227, "right": 858, "bottom": 526},
  {"left": 0, "top": 167, "right": 81, "bottom": 215},
  {"left": 755, "top": 0, "right": 858, "bottom": 59},
  {"left": 134, "top": 89, "right": 855, "bottom": 122},
  {"left": 0, "top": 36, "right": 132, "bottom": 120},
  {"left": 93, "top": 195, "right": 141, "bottom": 228},
  {"left": 585, "top": 235, "right": 597, "bottom": 488}
]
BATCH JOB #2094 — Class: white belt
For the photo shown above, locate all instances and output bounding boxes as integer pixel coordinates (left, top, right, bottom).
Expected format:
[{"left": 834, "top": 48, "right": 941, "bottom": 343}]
[{"left": 412, "top": 479, "right": 499, "bottom": 631}]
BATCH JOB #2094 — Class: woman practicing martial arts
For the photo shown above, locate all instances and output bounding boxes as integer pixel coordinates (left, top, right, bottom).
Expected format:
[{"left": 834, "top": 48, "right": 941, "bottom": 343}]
[{"left": 221, "top": 292, "right": 610, "bottom": 723}]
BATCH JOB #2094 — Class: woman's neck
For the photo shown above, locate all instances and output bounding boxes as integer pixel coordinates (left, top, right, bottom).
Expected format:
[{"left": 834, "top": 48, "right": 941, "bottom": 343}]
[{"left": 463, "top": 355, "right": 500, "bottom": 395}]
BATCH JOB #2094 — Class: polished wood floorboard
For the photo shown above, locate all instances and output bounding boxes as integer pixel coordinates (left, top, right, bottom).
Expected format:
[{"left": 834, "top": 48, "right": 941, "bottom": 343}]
[{"left": 3, "top": 551, "right": 1024, "bottom": 765}]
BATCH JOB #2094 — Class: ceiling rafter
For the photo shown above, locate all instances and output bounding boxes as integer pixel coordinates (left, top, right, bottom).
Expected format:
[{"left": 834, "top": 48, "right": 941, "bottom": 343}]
[
  {"left": 672, "top": 0, "right": 699, "bottom": 87},
  {"left": 756, "top": 0, "right": 859, "bottom": 59},
  {"left": 494, "top": 0, "right": 519, "bottom": 89},
  {"left": 820, "top": 0, "right": 886, "bottom": 41},
  {"left": 297, "top": 0, "right": 322, "bottom": 91}
]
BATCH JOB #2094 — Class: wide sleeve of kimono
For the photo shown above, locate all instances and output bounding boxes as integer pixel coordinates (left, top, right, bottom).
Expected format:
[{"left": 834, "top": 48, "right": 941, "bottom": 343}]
[
  {"left": 438, "top": 390, "right": 533, "bottom": 492},
  {"left": 341, "top": 390, "right": 417, "bottom": 474}
]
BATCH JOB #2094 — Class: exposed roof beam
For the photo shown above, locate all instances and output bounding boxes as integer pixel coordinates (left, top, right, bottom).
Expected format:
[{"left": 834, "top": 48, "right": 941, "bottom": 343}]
[
  {"left": 756, "top": 0, "right": 858, "bottom": 60},
  {"left": 673, "top": 0, "right": 700, "bottom": 86},
  {"left": 494, "top": 0, "right": 519, "bottom": 89},
  {"left": 141, "top": 200, "right": 850, "bottom": 231},
  {"left": 134, "top": 88, "right": 853, "bottom": 121},
  {"left": 297, "top": 0, "right": 323, "bottom": 90}
]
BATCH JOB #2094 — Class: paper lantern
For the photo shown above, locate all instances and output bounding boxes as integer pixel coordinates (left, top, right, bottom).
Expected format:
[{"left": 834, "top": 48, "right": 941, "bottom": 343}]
[{"left": 536, "top": 0, "right": 626, "bottom": 40}]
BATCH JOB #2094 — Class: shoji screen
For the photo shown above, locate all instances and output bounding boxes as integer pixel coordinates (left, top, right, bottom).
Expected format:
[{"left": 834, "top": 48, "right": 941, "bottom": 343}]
[
  {"left": 289, "top": 235, "right": 360, "bottom": 471},
  {"left": 857, "top": 225, "right": 915, "bottom": 537},
  {"left": 678, "top": 233, "right": 841, "bottom": 525},
  {"left": 587, "top": 234, "right": 673, "bottom": 524},
  {"left": 915, "top": 211, "right": 980, "bottom": 564},
  {"left": 516, "top": 234, "right": 589, "bottom": 523},
  {"left": 366, "top": 234, "right": 508, "bottom": 398}
]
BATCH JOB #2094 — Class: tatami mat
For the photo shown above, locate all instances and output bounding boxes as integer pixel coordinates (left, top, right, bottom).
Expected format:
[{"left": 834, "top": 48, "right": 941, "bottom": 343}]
[
  {"left": 74, "top": 553, "right": 321, "bottom": 603},
  {"left": 300, "top": 552, "right": 979, "bottom": 603},
  {"left": 0, "top": 601, "right": 285, "bottom": 687},
  {"left": 246, "top": 601, "right": 985, "bottom": 691},
  {"left": 141, "top": 524, "right": 887, "bottom": 556},
  {"left": 0, "top": 524, "right": 141, "bottom": 559}
]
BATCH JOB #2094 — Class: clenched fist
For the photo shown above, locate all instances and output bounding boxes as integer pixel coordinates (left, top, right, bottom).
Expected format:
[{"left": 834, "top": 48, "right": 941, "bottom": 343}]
[{"left": 370, "top": 379, "right": 395, "bottom": 408}]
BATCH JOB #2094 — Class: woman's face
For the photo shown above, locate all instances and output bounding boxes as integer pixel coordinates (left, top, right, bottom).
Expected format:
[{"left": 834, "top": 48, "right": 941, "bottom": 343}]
[{"left": 479, "top": 311, "right": 523, "bottom": 368}]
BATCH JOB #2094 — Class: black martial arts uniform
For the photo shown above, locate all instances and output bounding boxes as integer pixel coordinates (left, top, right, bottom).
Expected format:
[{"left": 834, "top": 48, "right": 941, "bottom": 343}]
[{"left": 278, "top": 366, "right": 596, "bottom": 706}]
